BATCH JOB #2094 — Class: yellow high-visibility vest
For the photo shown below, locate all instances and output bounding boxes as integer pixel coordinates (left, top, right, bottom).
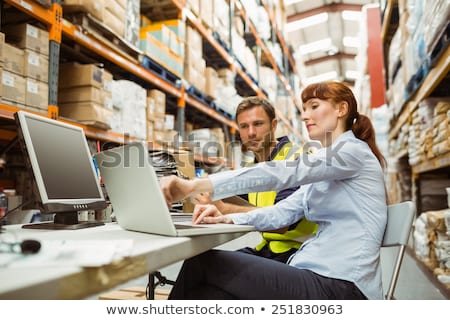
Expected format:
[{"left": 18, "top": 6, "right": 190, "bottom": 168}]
[{"left": 247, "top": 142, "right": 318, "bottom": 254}]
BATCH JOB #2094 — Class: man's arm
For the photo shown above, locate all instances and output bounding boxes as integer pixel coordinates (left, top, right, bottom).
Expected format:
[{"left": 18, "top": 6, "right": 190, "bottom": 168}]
[{"left": 215, "top": 200, "right": 256, "bottom": 214}]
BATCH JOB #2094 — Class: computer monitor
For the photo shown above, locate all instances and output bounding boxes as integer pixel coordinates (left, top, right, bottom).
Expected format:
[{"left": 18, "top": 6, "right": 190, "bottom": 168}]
[{"left": 14, "top": 111, "right": 107, "bottom": 230}]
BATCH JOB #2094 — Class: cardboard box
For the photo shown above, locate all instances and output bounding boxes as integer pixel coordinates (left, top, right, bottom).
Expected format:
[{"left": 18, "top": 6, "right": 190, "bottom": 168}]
[
  {"left": 2, "top": 70, "right": 26, "bottom": 104},
  {"left": 204, "top": 67, "right": 218, "bottom": 99},
  {"left": 153, "top": 117, "right": 165, "bottom": 131},
  {"left": 148, "top": 89, "right": 166, "bottom": 118},
  {"left": 104, "top": 8, "right": 125, "bottom": 38},
  {"left": 62, "top": 0, "right": 105, "bottom": 22},
  {"left": 172, "top": 150, "right": 195, "bottom": 179},
  {"left": 153, "top": 130, "right": 178, "bottom": 146},
  {"left": 184, "top": 45, "right": 203, "bottom": 69},
  {"left": 24, "top": 50, "right": 49, "bottom": 82},
  {"left": 147, "top": 120, "right": 154, "bottom": 141},
  {"left": 58, "top": 86, "right": 104, "bottom": 105},
  {"left": 59, "top": 62, "right": 104, "bottom": 89},
  {"left": 115, "top": 0, "right": 127, "bottom": 9},
  {"left": 3, "top": 23, "right": 49, "bottom": 56},
  {"left": 146, "top": 97, "right": 156, "bottom": 120},
  {"left": 25, "top": 78, "right": 48, "bottom": 110},
  {"left": 200, "top": 0, "right": 214, "bottom": 28},
  {"left": 185, "top": 26, "right": 202, "bottom": 51},
  {"left": 58, "top": 102, "right": 112, "bottom": 129},
  {"left": 105, "top": 0, "right": 126, "bottom": 21},
  {"left": 103, "top": 69, "right": 113, "bottom": 93},
  {"left": 164, "top": 114, "right": 175, "bottom": 131},
  {"left": 3, "top": 43, "right": 25, "bottom": 75}
]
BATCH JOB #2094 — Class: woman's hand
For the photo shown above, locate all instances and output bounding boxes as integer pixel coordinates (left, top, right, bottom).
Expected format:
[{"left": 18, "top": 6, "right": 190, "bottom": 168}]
[
  {"left": 193, "top": 204, "right": 233, "bottom": 225},
  {"left": 160, "top": 175, "right": 193, "bottom": 208}
]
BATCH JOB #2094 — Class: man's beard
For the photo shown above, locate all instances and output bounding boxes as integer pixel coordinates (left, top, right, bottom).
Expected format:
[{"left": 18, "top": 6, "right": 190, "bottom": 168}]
[{"left": 241, "top": 132, "right": 274, "bottom": 156}]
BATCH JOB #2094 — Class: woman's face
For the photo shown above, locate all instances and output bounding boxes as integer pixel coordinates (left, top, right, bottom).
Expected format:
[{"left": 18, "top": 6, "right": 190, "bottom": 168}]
[{"left": 301, "top": 98, "right": 345, "bottom": 146}]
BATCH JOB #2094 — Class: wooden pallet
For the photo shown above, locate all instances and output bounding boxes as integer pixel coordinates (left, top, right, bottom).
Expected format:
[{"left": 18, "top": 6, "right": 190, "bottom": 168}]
[
  {"left": 141, "top": 0, "right": 180, "bottom": 20},
  {"left": 99, "top": 286, "right": 170, "bottom": 300}
]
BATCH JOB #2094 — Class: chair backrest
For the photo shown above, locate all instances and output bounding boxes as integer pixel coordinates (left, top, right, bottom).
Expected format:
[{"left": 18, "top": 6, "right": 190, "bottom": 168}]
[{"left": 382, "top": 201, "right": 416, "bottom": 300}]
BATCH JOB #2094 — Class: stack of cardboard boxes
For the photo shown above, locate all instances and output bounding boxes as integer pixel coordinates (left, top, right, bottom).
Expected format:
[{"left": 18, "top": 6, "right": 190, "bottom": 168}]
[
  {"left": 1, "top": 24, "right": 49, "bottom": 113},
  {"left": 58, "top": 62, "right": 113, "bottom": 129},
  {"left": 139, "top": 19, "right": 185, "bottom": 77},
  {"left": 184, "top": 26, "right": 206, "bottom": 92},
  {"left": 147, "top": 89, "right": 178, "bottom": 146}
]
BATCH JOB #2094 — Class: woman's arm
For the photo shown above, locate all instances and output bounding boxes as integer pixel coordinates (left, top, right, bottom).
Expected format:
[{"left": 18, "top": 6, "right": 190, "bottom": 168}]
[{"left": 160, "top": 175, "right": 213, "bottom": 207}]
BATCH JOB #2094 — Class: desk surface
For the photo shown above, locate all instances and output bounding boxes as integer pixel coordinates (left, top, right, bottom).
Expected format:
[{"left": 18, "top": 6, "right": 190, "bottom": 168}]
[{"left": 0, "top": 223, "right": 250, "bottom": 299}]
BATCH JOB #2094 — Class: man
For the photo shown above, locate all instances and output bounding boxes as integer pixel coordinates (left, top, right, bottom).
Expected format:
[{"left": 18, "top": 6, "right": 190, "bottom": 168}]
[{"left": 194, "top": 96, "right": 317, "bottom": 263}]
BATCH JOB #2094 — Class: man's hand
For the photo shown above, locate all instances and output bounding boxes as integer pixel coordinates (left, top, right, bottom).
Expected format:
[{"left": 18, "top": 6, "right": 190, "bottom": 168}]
[
  {"left": 193, "top": 192, "right": 213, "bottom": 204},
  {"left": 193, "top": 204, "right": 233, "bottom": 225}
]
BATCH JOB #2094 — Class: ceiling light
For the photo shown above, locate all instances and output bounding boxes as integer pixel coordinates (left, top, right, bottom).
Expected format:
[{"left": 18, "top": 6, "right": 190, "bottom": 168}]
[
  {"left": 305, "top": 71, "right": 338, "bottom": 84},
  {"left": 342, "top": 10, "right": 361, "bottom": 21},
  {"left": 286, "top": 13, "right": 329, "bottom": 32},
  {"left": 343, "top": 36, "right": 360, "bottom": 48},
  {"left": 298, "top": 38, "right": 332, "bottom": 55}
]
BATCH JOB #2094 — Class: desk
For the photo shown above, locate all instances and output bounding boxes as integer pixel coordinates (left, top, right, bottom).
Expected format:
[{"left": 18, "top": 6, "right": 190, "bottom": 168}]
[{"left": 0, "top": 223, "right": 250, "bottom": 299}]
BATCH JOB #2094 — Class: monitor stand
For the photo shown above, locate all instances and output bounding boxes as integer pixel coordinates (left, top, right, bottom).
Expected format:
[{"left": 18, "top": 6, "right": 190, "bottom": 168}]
[{"left": 22, "top": 212, "right": 104, "bottom": 230}]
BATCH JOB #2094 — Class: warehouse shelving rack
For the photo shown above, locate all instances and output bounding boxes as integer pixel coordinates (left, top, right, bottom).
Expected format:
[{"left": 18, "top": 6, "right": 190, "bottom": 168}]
[
  {"left": 155, "top": 0, "right": 305, "bottom": 141},
  {"left": 381, "top": 0, "right": 450, "bottom": 299},
  {"left": 0, "top": 0, "right": 306, "bottom": 147}
]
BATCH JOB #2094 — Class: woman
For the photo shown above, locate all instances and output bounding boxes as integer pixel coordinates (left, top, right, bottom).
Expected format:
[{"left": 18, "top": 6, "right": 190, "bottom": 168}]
[{"left": 160, "top": 81, "right": 387, "bottom": 299}]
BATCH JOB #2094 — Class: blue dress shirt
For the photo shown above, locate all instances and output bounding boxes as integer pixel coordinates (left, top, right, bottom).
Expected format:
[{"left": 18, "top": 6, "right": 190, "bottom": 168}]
[{"left": 209, "top": 131, "right": 387, "bottom": 299}]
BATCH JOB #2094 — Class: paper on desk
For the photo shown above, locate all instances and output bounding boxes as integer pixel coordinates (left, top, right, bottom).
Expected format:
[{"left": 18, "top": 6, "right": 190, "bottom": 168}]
[{"left": 0, "top": 240, "right": 134, "bottom": 268}]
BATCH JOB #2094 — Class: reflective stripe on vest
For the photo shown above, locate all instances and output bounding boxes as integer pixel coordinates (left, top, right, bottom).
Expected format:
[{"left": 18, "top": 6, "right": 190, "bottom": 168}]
[{"left": 248, "top": 142, "right": 318, "bottom": 254}]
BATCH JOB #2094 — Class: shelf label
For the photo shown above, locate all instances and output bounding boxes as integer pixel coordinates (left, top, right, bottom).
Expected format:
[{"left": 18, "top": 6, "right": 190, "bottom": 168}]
[
  {"left": 26, "top": 24, "right": 39, "bottom": 38},
  {"left": 27, "top": 80, "right": 38, "bottom": 93},
  {"left": 28, "top": 52, "right": 40, "bottom": 66},
  {"left": 20, "top": 0, "right": 33, "bottom": 12},
  {"left": 2, "top": 73, "right": 14, "bottom": 86}
]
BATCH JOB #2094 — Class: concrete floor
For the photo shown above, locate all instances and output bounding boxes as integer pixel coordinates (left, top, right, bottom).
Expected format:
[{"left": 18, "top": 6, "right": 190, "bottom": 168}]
[{"left": 94, "top": 232, "right": 448, "bottom": 300}]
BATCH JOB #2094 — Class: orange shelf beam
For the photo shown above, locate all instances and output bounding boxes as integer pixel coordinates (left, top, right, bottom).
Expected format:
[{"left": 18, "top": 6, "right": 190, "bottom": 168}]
[{"left": 5, "top": 0, "right": 54, "bottom": 25}]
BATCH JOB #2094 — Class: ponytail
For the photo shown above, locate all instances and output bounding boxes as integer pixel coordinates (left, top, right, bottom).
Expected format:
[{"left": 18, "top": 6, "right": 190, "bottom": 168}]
[{"left": 351, "top": 114, "right": 386, "bottom": 169}]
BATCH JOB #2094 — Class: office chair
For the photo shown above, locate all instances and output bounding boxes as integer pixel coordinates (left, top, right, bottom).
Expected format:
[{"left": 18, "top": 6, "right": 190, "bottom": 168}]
[{"left": 382, "top": 201, "right": 416, "bottom": 300}]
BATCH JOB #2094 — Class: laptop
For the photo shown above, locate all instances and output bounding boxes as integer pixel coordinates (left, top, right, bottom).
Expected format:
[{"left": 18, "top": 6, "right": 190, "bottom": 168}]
[{"left": 94, "top": 142, "right": 255, "bottom": 236}]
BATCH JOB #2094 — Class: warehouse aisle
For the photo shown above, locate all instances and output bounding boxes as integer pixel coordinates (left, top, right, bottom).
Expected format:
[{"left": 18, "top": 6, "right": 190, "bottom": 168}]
[{"left": 98, "top": 232, "right": 447, "bottom": 300}]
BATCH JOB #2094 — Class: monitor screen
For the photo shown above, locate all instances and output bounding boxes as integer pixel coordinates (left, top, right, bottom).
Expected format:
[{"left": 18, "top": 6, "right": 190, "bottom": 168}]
[{"left": 15, "top": 111, "right": 106, "bottom": 229}]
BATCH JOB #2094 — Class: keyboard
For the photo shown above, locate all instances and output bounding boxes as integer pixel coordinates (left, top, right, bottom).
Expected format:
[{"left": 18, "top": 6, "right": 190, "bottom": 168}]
[{"left": 171, "top": 214, "right": 194, "bottom": 223}]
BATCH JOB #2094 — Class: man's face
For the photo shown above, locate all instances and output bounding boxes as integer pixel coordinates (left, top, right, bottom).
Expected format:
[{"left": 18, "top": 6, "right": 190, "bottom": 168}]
[{"left": 236, "top": 106, "right": 277, "bottom": 155}]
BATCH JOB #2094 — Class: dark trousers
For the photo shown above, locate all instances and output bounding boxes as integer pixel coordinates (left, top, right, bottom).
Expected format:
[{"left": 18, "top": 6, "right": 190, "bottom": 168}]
[{"left": 168, "top": 249, "right": 367, "bottom": 300}]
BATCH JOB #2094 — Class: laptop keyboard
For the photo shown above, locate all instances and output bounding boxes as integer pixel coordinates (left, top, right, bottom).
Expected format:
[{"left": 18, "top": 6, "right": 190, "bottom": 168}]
[{"left": 171, "top": 214, "right": 194, "bottom": 223}]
